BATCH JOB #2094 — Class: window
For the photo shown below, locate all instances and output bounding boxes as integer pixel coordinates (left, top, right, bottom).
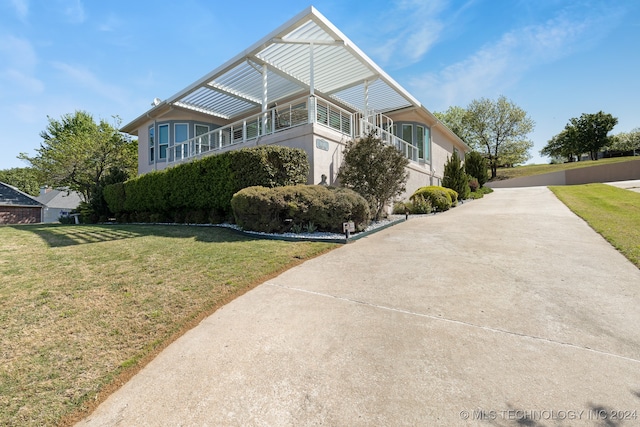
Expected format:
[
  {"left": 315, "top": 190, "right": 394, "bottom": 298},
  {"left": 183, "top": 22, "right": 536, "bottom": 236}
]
[
  {"left": 148, "top": 127, "right": 155, "bottom": 162},
  {"left": 174, "top": 123, "right": 188, "bottom": 159},
  {"left": 158, "top": 124, "right": 169, "bottom": 160},
  {"left": 401, "top": 124, "right": 414, "bottom": 160},
  {"left": 195, "top": 124, "right": 209, "bottom": 152},
  {"left": 424, "top": 126, "right": 430, "bottom": 161},
  {"left": 417, "top": 126, "right": 425, "bottom": 161}
]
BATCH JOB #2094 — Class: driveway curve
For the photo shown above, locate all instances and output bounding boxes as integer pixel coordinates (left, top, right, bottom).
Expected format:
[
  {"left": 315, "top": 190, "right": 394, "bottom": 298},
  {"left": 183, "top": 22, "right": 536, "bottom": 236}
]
[{"left": 78, "top": 187, "right": 640, "bottom": 426}]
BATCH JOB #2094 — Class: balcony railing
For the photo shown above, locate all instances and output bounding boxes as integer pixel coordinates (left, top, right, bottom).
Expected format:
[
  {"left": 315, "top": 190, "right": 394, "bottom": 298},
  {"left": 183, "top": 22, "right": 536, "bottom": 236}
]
[
  {"left": 169, "top": 95, "right": 419, "bottom": 165},
  {"left": 360, "top": 119, "right": 419, "bottom": 162},
  {"left": 170, "top": 96, "right": 355, "bottom": 164}
]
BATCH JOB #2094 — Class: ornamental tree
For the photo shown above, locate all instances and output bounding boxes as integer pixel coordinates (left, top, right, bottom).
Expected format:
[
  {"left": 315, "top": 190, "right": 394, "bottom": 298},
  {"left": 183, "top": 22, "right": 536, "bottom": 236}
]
[{"left": 337, "top": 132, "right": 409, "bottom": 220}]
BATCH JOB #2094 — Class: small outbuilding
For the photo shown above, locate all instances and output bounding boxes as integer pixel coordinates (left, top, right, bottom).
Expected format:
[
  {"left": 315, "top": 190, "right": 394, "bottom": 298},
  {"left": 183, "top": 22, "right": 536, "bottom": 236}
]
[{"left": 0, "top": 181, "right": 44, "bottom": 224}]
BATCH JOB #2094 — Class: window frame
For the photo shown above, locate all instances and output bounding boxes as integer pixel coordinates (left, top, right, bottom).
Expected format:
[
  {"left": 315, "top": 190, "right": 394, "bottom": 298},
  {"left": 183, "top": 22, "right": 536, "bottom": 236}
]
[
  {"left": 148, "top": 126, "right": 155, "bottom": 163},
  {"left": 158, "top": 124, "right": 169, "bottom": 160}
]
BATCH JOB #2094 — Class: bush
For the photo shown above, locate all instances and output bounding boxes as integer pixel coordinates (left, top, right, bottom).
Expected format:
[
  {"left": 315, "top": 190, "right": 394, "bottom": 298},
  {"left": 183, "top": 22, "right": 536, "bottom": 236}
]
[
  {"left": 468, "top": 177, "right": 480, "bottom": 193},
  {"left": 442, "top": 150, "right": 469, "bottom": 200},
  {"left": 444, "top": 188, "right": 459, "bottom": 206},
  {"left": 337, "top": 132, "right": 409, "bottom": 220},
  {"left": 104, "top": 146, "right": 309, "bottom": 223},
  {"left": 469, "top": 185, "right": 494, "bottom": 199},
  {"left": 231, "top": 185, "right": 370, "bottom": 233},
  {"left": 411, "top": 186, "right": 452, "bottom": 212},
  {"left": 392, "top": 197, "right": 433, "bottom": 215},
  {"left": 464, "top": 151, "right": 489, "bottom": 187}
]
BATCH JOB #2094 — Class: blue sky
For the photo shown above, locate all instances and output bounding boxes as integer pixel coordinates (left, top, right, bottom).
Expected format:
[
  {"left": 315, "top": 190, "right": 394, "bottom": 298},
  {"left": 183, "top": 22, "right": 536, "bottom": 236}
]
[{"left": 1, "top": 0, "right": 639, "bottom": 170}]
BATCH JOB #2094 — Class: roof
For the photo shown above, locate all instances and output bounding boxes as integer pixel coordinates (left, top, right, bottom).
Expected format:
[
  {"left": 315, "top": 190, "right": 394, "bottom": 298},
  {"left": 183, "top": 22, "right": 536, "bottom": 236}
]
[
  {"left": 0, "top": 182, "right": 43, "bottom": 207},
  {"left": 121, "top": 6, "right": 423, "bottom": 134},
  {"left": 35, "top": 189, "right": 83, "bottom": 209}
]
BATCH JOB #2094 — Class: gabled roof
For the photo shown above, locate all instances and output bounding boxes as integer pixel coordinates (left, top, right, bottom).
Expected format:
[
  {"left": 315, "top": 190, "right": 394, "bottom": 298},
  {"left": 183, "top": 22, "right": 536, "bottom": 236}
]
[
  {"left": 0, "top": 182, "right": 43, "bottom": 207},
  {"left": 122, "top": 6, "right": 422, "bottom": 134},
  {"left": 35, "top": 189, "right": 83, "bottom": 209}
]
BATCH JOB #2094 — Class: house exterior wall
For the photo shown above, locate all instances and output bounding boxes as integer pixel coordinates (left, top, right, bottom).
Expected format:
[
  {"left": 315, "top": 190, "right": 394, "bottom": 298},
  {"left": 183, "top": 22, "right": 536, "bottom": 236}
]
[
  {"left": 138, "top": 110, "right": 228, "bottom": 175},
  {"left": 132, "top": 102, "right": 467, "bottom": 201},
  {"left": 0, "top": 206, "right": 42, "bottom": 224}
]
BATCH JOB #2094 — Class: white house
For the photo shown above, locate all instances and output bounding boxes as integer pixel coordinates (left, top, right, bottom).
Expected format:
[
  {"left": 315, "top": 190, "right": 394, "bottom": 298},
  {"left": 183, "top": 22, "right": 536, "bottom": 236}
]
[
  {"left": 35, "top": 187, "right": 83, "bottom": 223},
  {"left": 121, "top": 6, "right": 469, "bottom": 199}
]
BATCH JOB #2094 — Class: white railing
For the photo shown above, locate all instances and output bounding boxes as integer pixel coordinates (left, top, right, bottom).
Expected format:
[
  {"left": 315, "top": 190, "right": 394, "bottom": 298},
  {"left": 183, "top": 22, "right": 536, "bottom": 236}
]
[
  {"left": 170, "top": 96, "right": 355, "bottom": 164},
  {"left": 360, "top": 119, "right": 419, "bottom": 162},
  {"left": 169, "top": 96, "right": 419, "bottom": 164},
  {"left": 312, "top": 97, "right": 353, "bottom": 135}
]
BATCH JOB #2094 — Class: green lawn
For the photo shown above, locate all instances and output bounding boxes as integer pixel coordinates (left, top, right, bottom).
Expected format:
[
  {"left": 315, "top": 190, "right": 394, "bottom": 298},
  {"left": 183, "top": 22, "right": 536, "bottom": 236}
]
[
  {"left": 549, "top": 184, "right": 640, "bottom": 268},
  {"left": 0, "top": 224, "right": 337, "bottom": 426},
  {"left": 494, "top": 156, "right": 639, "bottom": 181}
]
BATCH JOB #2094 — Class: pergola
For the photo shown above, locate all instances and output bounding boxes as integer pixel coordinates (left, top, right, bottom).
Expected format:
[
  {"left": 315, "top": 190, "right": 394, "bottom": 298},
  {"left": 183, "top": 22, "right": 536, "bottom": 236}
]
[{"left": 123, "top": 6, "right": 424, "bottom": 130}]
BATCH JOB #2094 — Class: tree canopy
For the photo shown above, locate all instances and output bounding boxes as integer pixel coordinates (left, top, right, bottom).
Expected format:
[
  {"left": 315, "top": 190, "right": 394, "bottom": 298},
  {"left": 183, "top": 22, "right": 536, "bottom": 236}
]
[
  {"left": 541, "top": 111, "right": 618, "bottom": 162},
  {"left": 609, "top": 128, "right": 640, "bottom": 154},
  {"left": 19, "top": 111, "right": 137, "bottom": 202},
  {"left": 436, "top": 96, "right": 534, "bottom": 178},
  {"left": 0, "top": 167, "right": 42, "bottom": 196},
  {"left": 337, "top": 132, "right": 409, "bottom": 220}
]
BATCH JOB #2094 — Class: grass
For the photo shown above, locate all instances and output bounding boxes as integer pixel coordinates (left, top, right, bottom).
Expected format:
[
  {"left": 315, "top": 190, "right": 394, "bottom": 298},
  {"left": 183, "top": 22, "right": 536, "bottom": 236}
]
[
  {"left": 494, "top": 156, "right": 639, "bottom": 181},
  {"left": 0, "top": 224, "right": 337, "bottom": 426},
  {"left": 549, "top": 184, "right": 640, "bottom": 268}
]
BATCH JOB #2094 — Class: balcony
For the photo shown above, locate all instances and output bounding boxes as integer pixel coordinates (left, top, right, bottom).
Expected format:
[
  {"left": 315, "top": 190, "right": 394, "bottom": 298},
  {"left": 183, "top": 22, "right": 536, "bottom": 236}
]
[
  {"left": 170, "top": 96, "right": 354, "bottom": 164},
  {"left": 169, "top": 95, "right": 422, "bottom": 165}
]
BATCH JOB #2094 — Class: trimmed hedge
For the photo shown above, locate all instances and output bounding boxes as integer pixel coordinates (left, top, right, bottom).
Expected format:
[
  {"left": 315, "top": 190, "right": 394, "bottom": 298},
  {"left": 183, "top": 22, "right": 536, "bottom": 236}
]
[
  {"left": 231, "top": 185, "right": 370, "bottom": 233},
  {"left": 411, "top": 186, "right": 453, "bottom": 212},
  {"left": 104, "top": 146, "right": 309, "bottom": 223}
]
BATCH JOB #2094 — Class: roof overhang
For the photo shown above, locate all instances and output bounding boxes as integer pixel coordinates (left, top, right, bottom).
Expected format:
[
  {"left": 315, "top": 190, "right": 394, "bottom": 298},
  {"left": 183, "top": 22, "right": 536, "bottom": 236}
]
[{"left": 121, "top": 6, "right": 423, "bottom": 134}]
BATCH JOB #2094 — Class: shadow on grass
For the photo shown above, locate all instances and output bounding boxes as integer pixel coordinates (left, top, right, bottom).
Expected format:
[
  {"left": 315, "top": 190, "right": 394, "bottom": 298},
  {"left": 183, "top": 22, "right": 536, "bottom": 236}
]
[{"left": 12, "top": 223, "right": 257, "bottom": 248}]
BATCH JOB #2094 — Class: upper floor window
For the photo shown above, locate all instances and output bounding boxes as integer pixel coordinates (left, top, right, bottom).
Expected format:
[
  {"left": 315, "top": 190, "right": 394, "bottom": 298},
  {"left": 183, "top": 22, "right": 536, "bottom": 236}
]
[
  {"left": 158, "top": 124, "right": 169, "bottom": 160},
  {"left": 148, "top": 127, "right": 155, "bottom": 162},
  {"left": 174, "top": 123, "right": 188, "bottom": 159}
]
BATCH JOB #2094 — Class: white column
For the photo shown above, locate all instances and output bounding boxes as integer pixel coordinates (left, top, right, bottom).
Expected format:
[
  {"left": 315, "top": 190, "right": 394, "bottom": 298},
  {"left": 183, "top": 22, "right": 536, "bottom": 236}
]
[
  {"left": 308, "top": 43, "right": 316, "bottom": 124},
  {"left": 363, "top": 79, "right": 370, "bottom": 122},
  {"left": 262, "top": 64, "right": 268, "bottom": 135}
]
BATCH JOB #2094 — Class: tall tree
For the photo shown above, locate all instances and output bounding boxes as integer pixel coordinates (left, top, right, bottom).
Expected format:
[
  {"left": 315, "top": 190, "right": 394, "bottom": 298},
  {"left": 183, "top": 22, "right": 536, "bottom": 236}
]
[
  {"left": 19, "top": 111, "right": 137, "bottom": 202},
  {"left": 464, "top": 96, "right": 535, "bottom": 178},
  {"left": 337, "top": 132, "right": 409, "bottom": 220},
  {"left": 434, "top": 106, "right": 475, "bottom": 148},
  {"left": 569, "top": 111, "right": 617, "bottom": 160},
  {"left": 0, "top": 167, "right": 42, "bottom": 196},
  {"left": 540, "top": 127, "right": 580, "bottom": 162}
]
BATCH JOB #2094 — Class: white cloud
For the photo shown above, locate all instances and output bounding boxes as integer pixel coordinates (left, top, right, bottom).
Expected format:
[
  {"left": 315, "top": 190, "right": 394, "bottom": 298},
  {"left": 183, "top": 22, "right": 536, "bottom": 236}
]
[
  {"left": 10, "top": 0, "right": 29, "bottom": 20},
  {"left": 60, "top": 0, "right": 86, "bottom": 24},
  {"left": 408, "top": 9, "right": 614, "bottom": 110},
  {"left": 98, "top": 13, "right": 122, "bottom": 32},
  {"left": 370, "top": 0, "right": 448, "bottom": 66},
  {"left": 0, "top": 35, "right": 44, "bottom": 93},
  {"left": 51, "top": 61, "right": 127, "bottom": 104}
]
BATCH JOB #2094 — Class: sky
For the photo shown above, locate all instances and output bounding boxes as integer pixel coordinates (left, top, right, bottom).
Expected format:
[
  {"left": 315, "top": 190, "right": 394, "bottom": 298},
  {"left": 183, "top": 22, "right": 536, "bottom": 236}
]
[{"left": 1, "top": 0, "right": 639, "bottom": 170}]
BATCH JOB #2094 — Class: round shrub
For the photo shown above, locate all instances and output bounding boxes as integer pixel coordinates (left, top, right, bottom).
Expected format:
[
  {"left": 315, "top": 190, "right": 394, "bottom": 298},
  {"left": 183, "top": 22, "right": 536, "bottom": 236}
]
[
  {"left": 231, "top": 185, "right": 370, "bottom": 233},
  {"left": 444, "top": 188, "right": 459, "bottom": 206},
  {"left": 411, "top": 186, "right": 452, "bottom": 212}
]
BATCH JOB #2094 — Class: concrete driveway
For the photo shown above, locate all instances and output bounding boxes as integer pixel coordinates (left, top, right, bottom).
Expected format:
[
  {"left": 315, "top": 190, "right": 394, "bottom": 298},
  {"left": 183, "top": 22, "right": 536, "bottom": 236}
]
[{"left": 78, "top": 187, "right": 640, "bottom": 426}]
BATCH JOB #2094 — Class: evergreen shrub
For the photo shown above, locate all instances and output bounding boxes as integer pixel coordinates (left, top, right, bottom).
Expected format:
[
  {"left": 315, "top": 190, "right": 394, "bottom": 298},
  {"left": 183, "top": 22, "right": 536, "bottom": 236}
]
[
  {"left": 231, "top": 185, "right": 370, "bottom": 233},
  {"left": 104, "top": 146, "right": 309, "bottom": 222},
  {"left": 411, "top": 186, "right": 453, "bottom": 212}
]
